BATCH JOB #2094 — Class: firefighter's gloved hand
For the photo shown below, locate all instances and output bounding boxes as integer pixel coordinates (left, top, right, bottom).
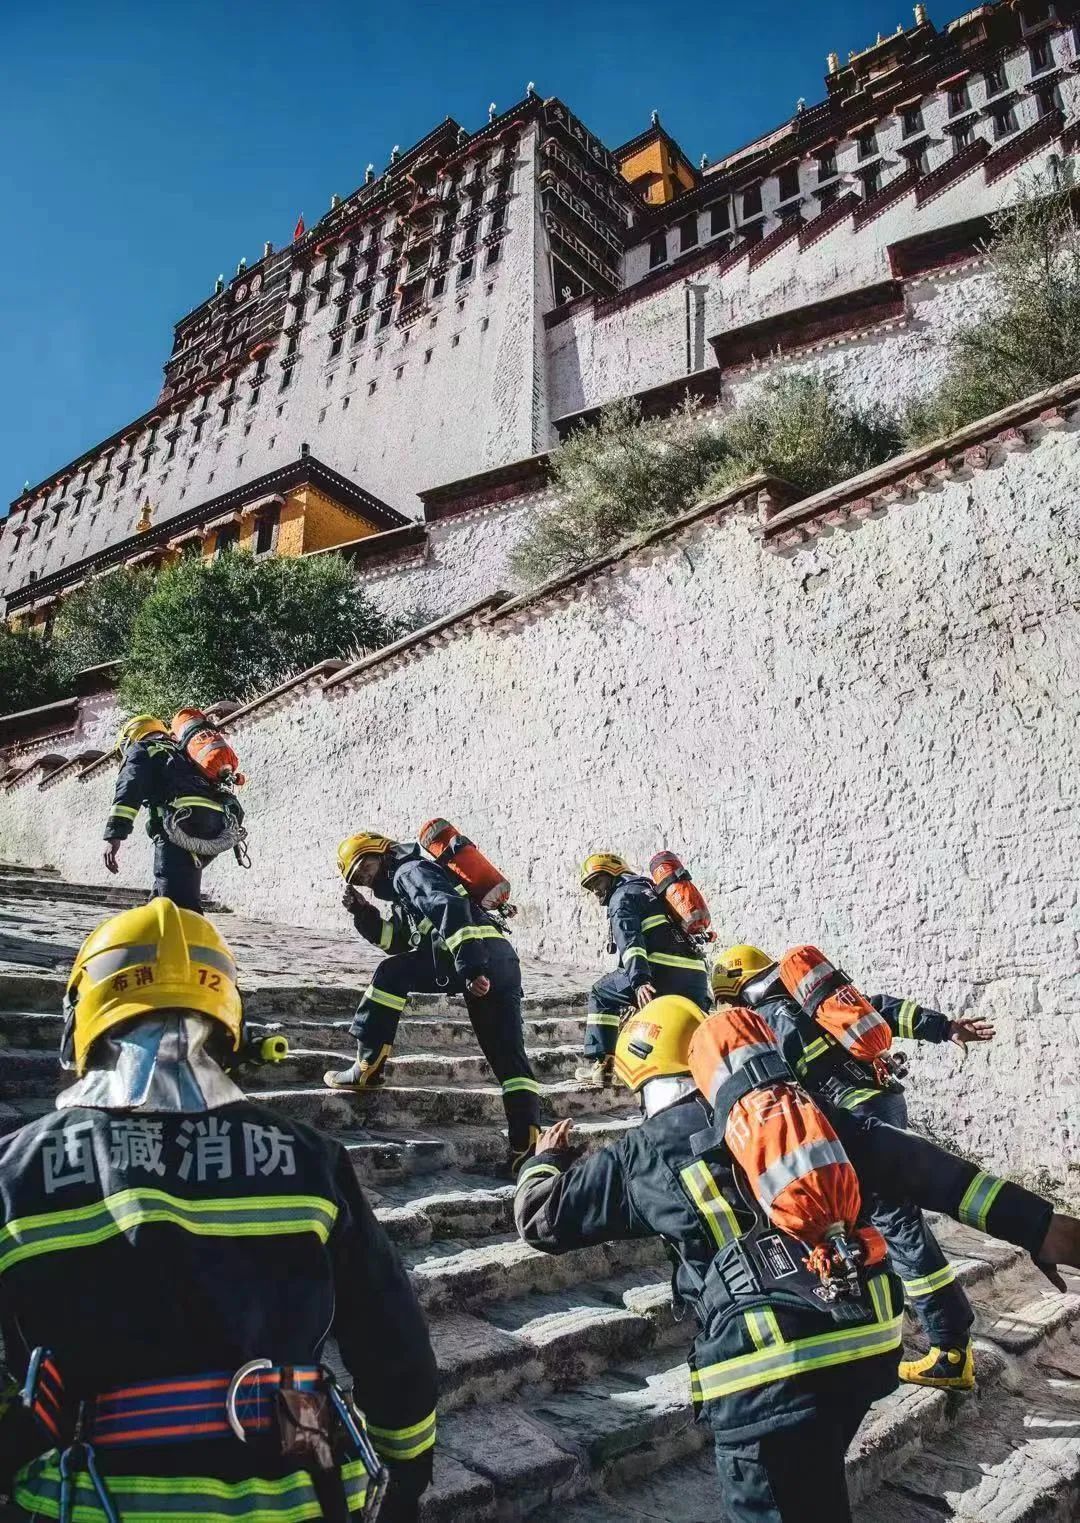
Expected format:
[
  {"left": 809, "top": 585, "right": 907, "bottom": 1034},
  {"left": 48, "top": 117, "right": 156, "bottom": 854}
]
[
  {"left": 535, "top": 1118, "right": 574, "bottom": 1155},
  {"left": 948, "top": 1017, "right": 996, "bottom": 1051},
  {"left": 341, "top": 886, "right": 360, "bottom": 912},
  {"left": 467, "top": 974, "right": 491, "bottom": 997},
  {"left": 103, "top": 842, "right": 121, "bottom": 874},
  {"left": 635, "top": 983, "right": 657, "bottom": 1011}
]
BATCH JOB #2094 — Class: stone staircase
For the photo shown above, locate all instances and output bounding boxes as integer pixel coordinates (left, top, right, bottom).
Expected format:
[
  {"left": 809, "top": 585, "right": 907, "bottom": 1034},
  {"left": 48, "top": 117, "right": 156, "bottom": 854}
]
[{"left": 3, "top": 869, "right": 1080, "bottom": 1520}]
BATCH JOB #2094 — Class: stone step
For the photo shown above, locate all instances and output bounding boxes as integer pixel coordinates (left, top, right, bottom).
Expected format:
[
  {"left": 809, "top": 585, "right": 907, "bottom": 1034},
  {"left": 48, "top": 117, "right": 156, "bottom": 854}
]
[
  {"left": 340, "top": 1116, "right": 639, "bottom": 1188},
  {"left": 256, "top": 1080, "right": 635, "bottom": 1133},
  {"left": 372, "top": 1172, "right": 516, "bottom": 1247},
  {"left": 0, "top": 875, "right": 227, "bottom": 912},
  {"left": 407, "top": 1232, "right": 666, "bottom": 1318},
  {"left": 249, "top": 1012, "right": 589, "bottom": 1055},
  {"left": 0, "top": 1041, "right": 589, "bottom": 1101},
  {"left": 0, "top": 978, "right": 66, "bottom": 1015},
  {"left": 0, "top": 863, "right": 59, "bottom": 878},
  {"left": 494, "top": 1275, "right": 1080, "bottom": 1522}
]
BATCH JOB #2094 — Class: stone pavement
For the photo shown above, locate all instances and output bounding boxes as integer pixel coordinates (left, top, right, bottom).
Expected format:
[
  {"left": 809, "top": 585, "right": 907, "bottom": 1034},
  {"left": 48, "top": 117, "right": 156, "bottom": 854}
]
[{"left": 3, "top": 867, "right": 1080, "bottom": 1520}]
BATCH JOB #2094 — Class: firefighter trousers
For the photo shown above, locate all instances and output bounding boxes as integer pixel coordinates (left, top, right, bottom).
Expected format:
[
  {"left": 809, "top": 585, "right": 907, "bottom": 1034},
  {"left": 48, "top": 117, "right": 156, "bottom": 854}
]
[
  {"left": 854, "top": 1089, "right": 973, "bottom": 1348},
  {"left": 349, "top": 942, "right": 541, "bottom": 1155},
  {"left": 584, "top": 964, "right": 711, "bottom": 1058},
  {"left": 152, "top": 838, "right": 205, "bottom": 914},
  {"left": 712, "top": 1394, "right": 869, "bottom": 1523}
]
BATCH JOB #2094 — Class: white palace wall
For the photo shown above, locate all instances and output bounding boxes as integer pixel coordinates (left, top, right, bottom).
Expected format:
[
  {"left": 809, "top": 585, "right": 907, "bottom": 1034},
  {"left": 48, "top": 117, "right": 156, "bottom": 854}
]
[{"left": 5, "top": 396, "right": 1078, "bottom": 1183}]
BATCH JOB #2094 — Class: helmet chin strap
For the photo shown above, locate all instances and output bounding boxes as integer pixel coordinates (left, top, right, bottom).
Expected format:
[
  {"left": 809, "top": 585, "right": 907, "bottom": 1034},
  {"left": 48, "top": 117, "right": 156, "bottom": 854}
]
[
  {"left": 640, "top": 1074, "right": 698, "bottom": 1118},
  {"left": 57, "top": 1013, "right": 245, "bottom": 1113}
]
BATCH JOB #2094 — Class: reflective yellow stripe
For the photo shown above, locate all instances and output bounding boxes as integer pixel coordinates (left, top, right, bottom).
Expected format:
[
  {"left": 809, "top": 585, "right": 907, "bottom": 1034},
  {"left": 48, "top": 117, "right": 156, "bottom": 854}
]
[
  {"left": 903, "top": 1263, "right": 957, "bottom": 1299},
  {"left": 169, "top": 795, "right": 225, "bottom": 812},
  {"left": 443, "top": 924, "right": 504, "bottom": 953},
  {"left": 795, "top": 1036, "right": 830, "bottom": 1074},
  {"left": 898, "top": 999, "right": 918, "bottom": 1040},
  {"left": 363, "top": 985, "right": 407, "bottom": 1012},
  {"left": 692, "top": 1278, "right": 902, "bottom": 1402},
  {"left": 0, "top": 1189, "right": 338, "bottom": 1276},
  {"left": 649, "top": 952, "right": 708, "bottom": 971},
  {"left": 621, "top": 945, "right": 648, "bottom": 966},
  {"left": 109, "top": 804, "right": 139, "bottom": 820},
  {"left": 502, "top": 1077, "right": 542, "bottom": 1095},
  {"left": 15, "top": 1455, "right": 371, "bottom": 1520},
  {"left": 378, "top": 918, "right": 394, "bottom": 951},
  {"left": 641, "top": 914, "right": 670, "bottom": 931},
  {"left": 586, "top": 1013, "right": 621, "bottom": 1027},
  {"left": 745, "top": 1307, "right": 784, "bottom": 1350},
  {"left": 838, "top": 1088, "right": 882, "bottom": 1110},
  {"left": 959, "top": 1170, "right": 1006, "bottom": 1231},
  {"left": 368, "top": 1409, "right": 436, "bottom": 1461},
  {"left": 680, "top": 1161, "right": 743, "bottom": 1251},
  {"left": 516, "top": 1162, "right": 562, "bottom": 1189}
]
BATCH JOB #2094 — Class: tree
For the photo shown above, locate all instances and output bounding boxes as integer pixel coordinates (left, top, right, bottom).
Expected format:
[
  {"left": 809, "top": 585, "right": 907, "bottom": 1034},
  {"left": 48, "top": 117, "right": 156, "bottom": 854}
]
[
  {"left": 704, "top": 373, "right": 902, "bottom": 498},
  {"left": 51, "top": 566, "right": 154, "bottom": 684},
  {"left": 510, "top": 399, "right": 729, "bottom": 584},
  {"left": 905, "top": 173, "right": 1080, "bottom": 445},
  {"left": 0, "top": 624, "right": 64, "bottom": 715},
  {"left": 118, "top": 550, "right": 399, "bottom": 715}
]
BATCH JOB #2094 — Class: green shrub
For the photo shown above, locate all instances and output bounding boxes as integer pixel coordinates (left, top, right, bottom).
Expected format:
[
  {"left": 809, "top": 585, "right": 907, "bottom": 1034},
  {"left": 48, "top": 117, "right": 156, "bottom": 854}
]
[
  {"left": 51, "top": 566, "right": 154, "bottom": 684},
  {"left": 704, "top": 373, "right": 902, "bottom": 498},
  {"left": 511, "top": 380, "right": 901, "bottom": 584},
  {"left": 119, "top": 550, "right": 398, "bottom": 715},
  {"left": 0, "top": 624, "right": 64, "bottom": 715},
  {"left": 510, "top": 399, "right": 729, "bottom": 583},
  {"left": 905, "top": 174, "right": 1080, "bottom": 445}
]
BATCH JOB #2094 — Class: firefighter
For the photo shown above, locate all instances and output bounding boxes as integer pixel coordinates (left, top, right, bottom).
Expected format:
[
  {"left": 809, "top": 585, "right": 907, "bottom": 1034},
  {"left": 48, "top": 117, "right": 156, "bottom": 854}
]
[
  {"left": 515, "top": 994, "right": 1079, "bottom": 1523},
  {"left": 103, "top": 715, "right": 244, "bottom": 914},
  {"left": 712, "top": 944, "right": 997, "bottom": 1391},
  {"left": 324, "top": 831, "right": 541, "bottom": 1176},
  {"left": 576, "top": 852, "right": 710, "bottom": 1088},
  {"left": 0, "top": 898, "right": 437, "bottom": 1523}
]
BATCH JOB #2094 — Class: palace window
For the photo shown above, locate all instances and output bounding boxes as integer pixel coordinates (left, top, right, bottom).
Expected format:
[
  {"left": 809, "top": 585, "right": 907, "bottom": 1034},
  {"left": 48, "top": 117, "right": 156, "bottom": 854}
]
[
  {"left": 213, "top": 524, "right": 238, "bottom": 556},
  {"left": 353, "top": 322, "right": 367, "bottom": 344},
  {"left": 741, "top": 183, "right": 762, "bottom": 219},
  {"left": 856, "top": 128, "right": 877, "bottom": 160},
  {"left": 318, "top": 407, "right": 327, "bottom": 423},
  {"left": 330, "top": 336, "right": 343, "bottom": 359},
  {"left": 490, "top": 204, "right": 506, "bottom": 232},
  {"left": 900, "top": 105, "right": 924, "bottom": 137},
  {"left": 485, "top": 243, "right": 501, "bottom": 267},
  {"left": 948, "top": 84, "right": 970, "bottom": 116},
  {"left": 431, "top": 274, "right": 446, "bottom": 297},
  {"left": 902, "top": 141, "right": 930, "bottom": 173},
  {"left": 984, "top": 64, "right": 1006, "bottom": 97},
  {"left": 279, "top": 367, "right": 293, "bottom": 393},
  {"left": 1029, "top": 35, "right": 1053, "bottom": 72},
  {"left": 818, "top": 183, "right": 837, "bottom": 210},
  {"left": 709, "top": 201, "right": 731, "bottom": 235},
  {"left": 368, "top": 380, "right": 377, "bottom": 395},
  {"left": 359, "top": 287, "right": 373, "bottom": 313},
  {"left": 1037, "top": 82, "right": 1062, "bottom": 116},
  {"left": 992, "top": 102, "right": 1019, "bottom": 138},
  {"left": 952, "top": 120, "right": 975, "bottom": 151},
  {"left": 458, "top": 257, "right": 474, "bottom": 283},
  {"left": 777, "top": 164, "right": 800, "bottom": 202},
  {"left": 648, "top": 231, "right": 668, "bottom": 268},
  {"left": 342, "top": 394, "right": 350, "bottom": 410},
  {"left": 678, "top": 214, "right": 699, "bottom": 252},
  {"left": 859, "top": 164, "right": 881, "bottom": 197},
  {"left": 316, "top": 288, "right": 329, "bottom": 310},
  {"left": 377, "top": 308, "right": 392, "bottom": 330},
  {"left": 254, "top": 508, "right": 279, "bottom": 555},
  {"left": 249, "top": 387, "right": 261, "bottom": 410}
]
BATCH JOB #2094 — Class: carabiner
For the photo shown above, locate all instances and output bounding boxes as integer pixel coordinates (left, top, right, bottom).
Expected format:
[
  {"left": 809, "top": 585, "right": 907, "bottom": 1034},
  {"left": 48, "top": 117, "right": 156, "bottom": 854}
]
[{"left": 226, "top": 1357, "right": 273, "bottom": 1442}]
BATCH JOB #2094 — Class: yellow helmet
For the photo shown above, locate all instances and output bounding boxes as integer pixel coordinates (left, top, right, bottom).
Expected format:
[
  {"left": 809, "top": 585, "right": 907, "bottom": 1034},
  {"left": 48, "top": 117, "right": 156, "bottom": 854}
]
[
  {"left": 61, "top": 898, "right": 242, "bottom": 1075},
  {"left": 117, "top": 715, "right": 168, "bottom": 752},
  {"left": 338, "top": 831, "right": 395, "bottom": 883},
  {"left": 580, "top": 852, "right": 631, "bottom": 889},
  {"left": 613, "top": 995, "right": 706, "bottom": 1092},
  {"left": 712, "top": 944, "right": 777, "bottom": 1004}
]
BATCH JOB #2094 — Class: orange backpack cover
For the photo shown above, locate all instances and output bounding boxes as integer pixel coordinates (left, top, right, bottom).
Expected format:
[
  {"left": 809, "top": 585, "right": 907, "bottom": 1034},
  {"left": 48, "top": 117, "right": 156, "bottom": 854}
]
[
  {"left": 688, "top": 1006, "right": 886, "bottom": 1266},
  {"left": 649, "top": 851, "right": 712, "bottom": 938},
  {"left": 779, "top": 946, "right": 891, "bottom": 1067},
  {"left": 419, "top": 819, "right": 511, "bottom": 911},
  {"left": 171, "top": 710, "right": 244, "bottom": 787}
]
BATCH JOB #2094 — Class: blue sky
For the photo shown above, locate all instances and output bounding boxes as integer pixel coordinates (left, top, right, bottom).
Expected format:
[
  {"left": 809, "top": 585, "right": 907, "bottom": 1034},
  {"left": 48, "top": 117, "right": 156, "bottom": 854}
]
[{"left": 2, "top": 0, "right": 913, "bottom": 505}]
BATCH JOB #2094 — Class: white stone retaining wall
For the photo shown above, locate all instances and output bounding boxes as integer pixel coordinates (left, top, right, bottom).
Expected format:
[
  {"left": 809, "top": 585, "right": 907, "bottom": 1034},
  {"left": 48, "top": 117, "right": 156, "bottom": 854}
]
[{"left": 3, "top": 412, "right": 1078, "bottom": 1181}]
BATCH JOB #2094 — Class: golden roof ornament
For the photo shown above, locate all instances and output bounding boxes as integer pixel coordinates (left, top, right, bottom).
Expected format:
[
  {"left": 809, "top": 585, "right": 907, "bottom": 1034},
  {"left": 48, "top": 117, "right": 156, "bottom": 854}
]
[{"left": 136, "top": 499, "right": 153, "bottom": 533}]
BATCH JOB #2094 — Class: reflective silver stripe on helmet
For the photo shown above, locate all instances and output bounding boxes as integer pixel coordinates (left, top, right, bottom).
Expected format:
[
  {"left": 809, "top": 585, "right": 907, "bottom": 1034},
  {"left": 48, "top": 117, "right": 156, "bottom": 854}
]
[
  {"left": 190, "top": 945, "right": 237, "bottom": 981},
  {"left": 755, "top": 1137, "right": 850, "bottom": 1211},
  {"left": 83, "top": 945, "right": 158, "bottom": 981}
]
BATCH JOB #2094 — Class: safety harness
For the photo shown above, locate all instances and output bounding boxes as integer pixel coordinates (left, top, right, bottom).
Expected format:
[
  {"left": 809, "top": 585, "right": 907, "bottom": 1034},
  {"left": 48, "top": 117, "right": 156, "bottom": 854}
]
[
  {"left": 161, "top": 795, "right": 251, "bottom": 869},
  {"left": 20, "top": 1350, "right": 388, "bottom": 1522}
]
